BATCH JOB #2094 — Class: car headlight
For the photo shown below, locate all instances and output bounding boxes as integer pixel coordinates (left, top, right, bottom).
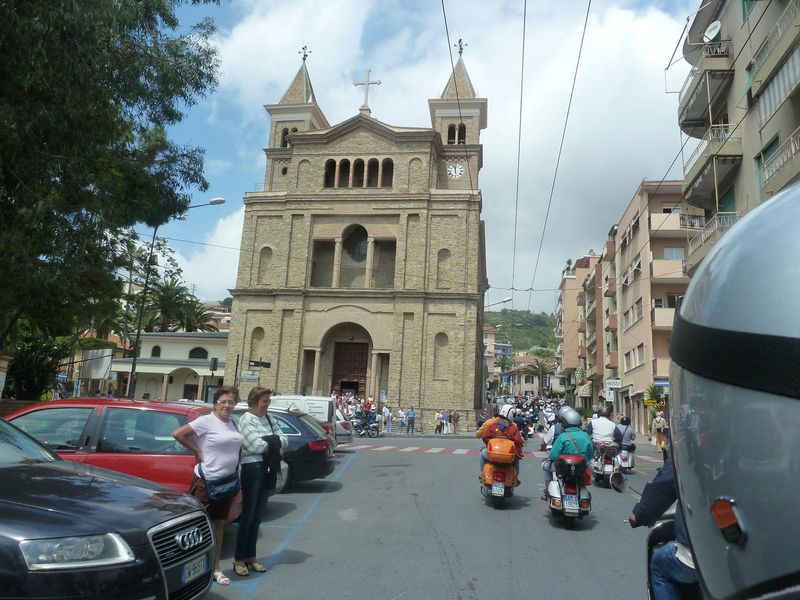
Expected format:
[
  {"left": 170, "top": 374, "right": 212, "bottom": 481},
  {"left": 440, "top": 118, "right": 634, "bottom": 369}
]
[{"left": 19, "top": 533, "right": 135, "bottom": 570}]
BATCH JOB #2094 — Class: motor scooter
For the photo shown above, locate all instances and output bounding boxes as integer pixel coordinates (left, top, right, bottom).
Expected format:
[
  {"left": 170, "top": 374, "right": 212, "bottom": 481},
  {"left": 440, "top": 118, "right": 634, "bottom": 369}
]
[
  {"left": 592, "top": 441, "right": 624, "bottom": 488},
  {"left": 618, "top": 445, "right": 635, "bottom": 472},
  {"left": 350, "top": 416, "right": 379, "bottom": 438},
  {"left": 545, "top": 454, "right": 591, "bottom": 525},
  {"left": 480, "top": 438, "right": 519, "bottom": 505}
]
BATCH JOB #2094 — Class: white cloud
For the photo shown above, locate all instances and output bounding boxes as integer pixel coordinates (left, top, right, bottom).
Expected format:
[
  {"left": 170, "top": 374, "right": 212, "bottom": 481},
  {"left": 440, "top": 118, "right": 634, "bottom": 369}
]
[
  {"left": 194, "top": 0, "right": 693, "bottom": 312},
  {"left": 174, "top": 208, "right": 244, "bottom": 301}
]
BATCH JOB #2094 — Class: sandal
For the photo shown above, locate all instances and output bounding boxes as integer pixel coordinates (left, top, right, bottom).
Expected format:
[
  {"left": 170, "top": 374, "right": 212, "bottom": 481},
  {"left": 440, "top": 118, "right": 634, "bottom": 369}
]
[
  {"left": 233, "top": 561, "right": 249, "bottom": 577},
  {"left": 245, "top": 559, "right": 267, "bottom": 573},
  {"left": 213, "top": 570, "right": 231, "bottom": 585}
]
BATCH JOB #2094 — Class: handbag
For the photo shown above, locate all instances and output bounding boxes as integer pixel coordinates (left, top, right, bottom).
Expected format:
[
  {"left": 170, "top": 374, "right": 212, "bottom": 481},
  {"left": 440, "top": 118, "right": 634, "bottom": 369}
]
[{"left": 198, "top": 464, "right": 240, "bottom": 504}]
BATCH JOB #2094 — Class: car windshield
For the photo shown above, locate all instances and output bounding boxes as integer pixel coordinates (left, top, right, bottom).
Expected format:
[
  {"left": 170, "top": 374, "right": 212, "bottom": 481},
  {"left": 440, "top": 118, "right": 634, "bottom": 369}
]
[{"left": 0, "top": 419, "right": 58, "bottom": 465}]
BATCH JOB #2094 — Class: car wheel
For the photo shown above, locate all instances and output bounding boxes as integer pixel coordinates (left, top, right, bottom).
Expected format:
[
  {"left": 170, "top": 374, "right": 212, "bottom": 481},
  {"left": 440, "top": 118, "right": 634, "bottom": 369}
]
[{"left": 271, "top": 461, "right": 290, "bottom": 495}]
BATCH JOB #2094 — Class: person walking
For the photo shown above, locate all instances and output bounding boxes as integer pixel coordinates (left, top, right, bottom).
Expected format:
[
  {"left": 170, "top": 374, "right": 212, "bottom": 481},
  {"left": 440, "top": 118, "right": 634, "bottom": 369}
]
[
  {"left": 406, "top": 406, "right": 416, "bottom": 434},
  {"left": 382, "top": 405, "right": 392, "bottom": 433},
  {"left": 651, "top": 411, "right": 668, "bottom": 456},
  {"left": 232, "top": 387, "right": 287, "bottom": 577},
  {"left": 397, "top": 408, "right": 406, "bottom": 433},
  {"left": 173, "top": 387, "right": 243, "bottom": 587}
]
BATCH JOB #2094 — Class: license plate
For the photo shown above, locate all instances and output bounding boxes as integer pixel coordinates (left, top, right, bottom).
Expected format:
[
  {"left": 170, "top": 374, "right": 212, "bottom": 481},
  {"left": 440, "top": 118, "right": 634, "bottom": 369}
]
[
  {"left": 181, "top": 555, "right": 208, "bottom": 585},
  {"left": 563, "top": 494, "right": 579, "bottom": 510},
  {"left": 491, "top": 481, "right": 505, "bottom": 496}
]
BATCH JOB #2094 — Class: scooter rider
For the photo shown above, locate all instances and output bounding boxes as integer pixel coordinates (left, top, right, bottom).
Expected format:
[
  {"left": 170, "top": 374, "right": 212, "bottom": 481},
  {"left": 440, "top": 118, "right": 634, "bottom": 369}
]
[
  {"left": 616, "top": 416, "right": 636, "bottom": 450},
  {"left": 585, "top": 408, "right": 622, "bottom": 452},
  {"left": 478, "top": 404, "right": 524, "bottom": 483},
  {"left": 664, "top": 186, "right": 800, "bottom": 599},
  {"left": 542, "top": 407, "right": 593, "bottom": 501}
]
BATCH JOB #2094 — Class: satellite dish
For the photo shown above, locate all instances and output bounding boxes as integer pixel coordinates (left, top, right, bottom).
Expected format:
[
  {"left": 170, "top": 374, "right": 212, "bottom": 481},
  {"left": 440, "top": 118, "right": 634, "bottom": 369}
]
[{"left": 703, "top": 20, "right": 721, "bottom": 43}]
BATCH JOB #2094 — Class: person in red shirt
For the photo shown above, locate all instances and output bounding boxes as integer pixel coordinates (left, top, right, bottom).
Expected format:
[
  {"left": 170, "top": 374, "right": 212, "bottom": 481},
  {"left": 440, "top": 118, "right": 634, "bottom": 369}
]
[{"left": 477, "top": 404, "right": 524, "bottom": 483}]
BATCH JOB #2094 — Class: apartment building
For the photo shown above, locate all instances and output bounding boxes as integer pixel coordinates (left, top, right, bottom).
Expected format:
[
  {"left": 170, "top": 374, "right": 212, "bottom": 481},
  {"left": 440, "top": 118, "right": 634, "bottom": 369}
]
[
  {"left": 576, "top": 257, "right": 605, "bottom": 410},
  {"left": 679, "top": 0, "right": 800, "bottom": 272},
  {"left": 600, "top": 226, "right": 619, "bottom": 410},
  {"left": 611, "top": 180, "right": 704, "bottom": 433},
  {"left": 554, "top": 253, "right": 598, "bottom": 403}
]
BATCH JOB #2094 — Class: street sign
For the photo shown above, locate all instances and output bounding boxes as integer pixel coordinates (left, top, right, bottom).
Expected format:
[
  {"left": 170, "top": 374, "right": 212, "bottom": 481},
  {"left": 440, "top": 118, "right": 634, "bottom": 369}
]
[
  {"left": 248, "top": 360, "right": 271, "bottom": 369},
  {"left": 239, "top": 370, "right": 260, "bottom": 382},
  {"left": 606, "top": 379, "right": 622, "bottom": 389}
]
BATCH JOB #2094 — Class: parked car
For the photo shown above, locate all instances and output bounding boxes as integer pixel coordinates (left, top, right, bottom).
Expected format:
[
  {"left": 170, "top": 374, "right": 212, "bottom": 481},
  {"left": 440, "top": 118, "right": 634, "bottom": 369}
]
[
  {"left": 268, "top": 395, "right": 352, "bottom": 445},
  {"left": 6, "top": 398, "right": 211, "bottom": 493},
  {"left": 0, "top": 417, "right": 215, "bottom": 599},
  {"left": 335, "top": 407, "right": 353, "bottom": 445},
  {"left": 232, "top": 404, "right": 336, "bottom": 493}
]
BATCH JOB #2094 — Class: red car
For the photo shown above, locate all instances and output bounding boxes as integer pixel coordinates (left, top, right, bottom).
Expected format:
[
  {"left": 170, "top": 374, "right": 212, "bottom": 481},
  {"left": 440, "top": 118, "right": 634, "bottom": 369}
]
[{"left": 6, "top": 398, "right": 210, "bottom": 493}]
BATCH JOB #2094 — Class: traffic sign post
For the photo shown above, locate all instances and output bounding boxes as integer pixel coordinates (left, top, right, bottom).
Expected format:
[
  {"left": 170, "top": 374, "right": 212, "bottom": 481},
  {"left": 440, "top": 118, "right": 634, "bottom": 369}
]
[{"left": 239, "top": 370, "right": 260, "bottom": 383}]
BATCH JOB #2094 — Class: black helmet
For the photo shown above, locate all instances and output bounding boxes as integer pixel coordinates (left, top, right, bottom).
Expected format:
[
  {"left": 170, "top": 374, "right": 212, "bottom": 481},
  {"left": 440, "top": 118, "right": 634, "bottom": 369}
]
[
  {"left": 619, "top": 416, "right": 630, "bottom": 426},
  {"left": 669, "top": 186, "right": 800, "bottom": 599}
]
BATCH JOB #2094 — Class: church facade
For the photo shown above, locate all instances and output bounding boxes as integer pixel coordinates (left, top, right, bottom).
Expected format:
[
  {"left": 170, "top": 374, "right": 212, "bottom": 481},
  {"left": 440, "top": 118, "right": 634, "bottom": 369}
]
[{"left": 225, "top": 57, "right": 488, "bottom": 426}]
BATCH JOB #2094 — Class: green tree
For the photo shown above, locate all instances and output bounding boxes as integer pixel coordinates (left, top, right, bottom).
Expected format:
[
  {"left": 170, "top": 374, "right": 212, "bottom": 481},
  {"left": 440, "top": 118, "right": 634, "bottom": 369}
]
[
  {"left": 645, "top": 384, "right": 663, "bottom": 402},
  {"left": 3, "top": 327, "right": 72, "bottom": 400},
  {"left": 496, "top": 355, "right": 514, "bottom": 372},
  {"left": 0, "top": 1, "right": 219, "bottom": 349},
  {"left": 526, "top": 357, "right": 555, "bottom": 394},
  {"left": 179, "top": 299, "right": 218, "bottom": 333},
  {"left": 147, "top": 278, "right": 192, "bottom": 332}
]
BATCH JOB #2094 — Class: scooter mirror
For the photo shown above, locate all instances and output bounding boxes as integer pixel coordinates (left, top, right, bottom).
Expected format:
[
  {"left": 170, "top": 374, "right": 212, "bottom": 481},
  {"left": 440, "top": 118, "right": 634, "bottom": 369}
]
[{"left": 610, "top": 472, "right": 626, "bottom": 493}]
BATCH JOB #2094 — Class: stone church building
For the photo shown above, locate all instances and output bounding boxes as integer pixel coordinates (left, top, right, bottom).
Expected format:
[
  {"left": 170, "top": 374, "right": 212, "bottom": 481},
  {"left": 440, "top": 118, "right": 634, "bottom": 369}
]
[{"left": 225, "top": 57, "right": 488, "bottom": 425}]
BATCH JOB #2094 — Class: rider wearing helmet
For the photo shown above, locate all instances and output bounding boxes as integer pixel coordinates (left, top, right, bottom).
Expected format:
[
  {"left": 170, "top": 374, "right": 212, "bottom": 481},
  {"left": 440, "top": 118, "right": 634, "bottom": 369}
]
[
  {"left": 615, "top": 415, "right": 636, "bottom": 451},
  {"left": 477, "top": 403, "right": 524, "bottom": 482},
  {"left": 663, "top": 186, "right": 800, "bottom": 599},
  {"left": 549, "top": 407, "right": 593, "bottom": 465}
]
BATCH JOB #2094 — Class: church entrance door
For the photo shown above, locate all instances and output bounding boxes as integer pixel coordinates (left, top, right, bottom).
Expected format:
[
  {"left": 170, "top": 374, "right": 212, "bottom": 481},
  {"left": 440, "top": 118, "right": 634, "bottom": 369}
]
[{"left": 332, "top": 342, "right": 369, "bottom": 397}]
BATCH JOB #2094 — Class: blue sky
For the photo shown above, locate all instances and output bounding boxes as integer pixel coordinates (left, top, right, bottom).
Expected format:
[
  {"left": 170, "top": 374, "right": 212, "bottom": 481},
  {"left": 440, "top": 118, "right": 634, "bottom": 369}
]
[{"left": 148, "top": 0, "right": 696, "bottom": 311}]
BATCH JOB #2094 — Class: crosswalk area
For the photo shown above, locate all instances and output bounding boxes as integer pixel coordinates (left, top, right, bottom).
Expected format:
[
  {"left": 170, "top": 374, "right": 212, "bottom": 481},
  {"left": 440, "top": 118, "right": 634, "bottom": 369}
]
[{"left": 338, "top": 443, "right": 549, "bottom": 459}]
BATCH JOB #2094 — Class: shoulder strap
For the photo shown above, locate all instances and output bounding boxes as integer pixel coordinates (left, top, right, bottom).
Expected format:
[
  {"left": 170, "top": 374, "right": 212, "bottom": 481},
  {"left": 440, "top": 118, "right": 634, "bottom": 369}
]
[{"left": 563, "top": 430, "right": 582, "bottom": 454}]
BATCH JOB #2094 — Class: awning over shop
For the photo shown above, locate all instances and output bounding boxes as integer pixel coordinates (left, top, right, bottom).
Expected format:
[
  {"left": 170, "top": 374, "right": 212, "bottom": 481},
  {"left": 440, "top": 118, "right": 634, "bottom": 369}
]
[{"left": 577, "top": 383, "right": 593, "bottom": 397}]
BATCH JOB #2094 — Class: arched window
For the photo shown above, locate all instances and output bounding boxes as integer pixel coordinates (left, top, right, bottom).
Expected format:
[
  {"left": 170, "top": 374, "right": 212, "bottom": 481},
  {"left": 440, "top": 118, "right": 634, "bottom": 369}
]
[
  {"left": 367, "top": 159, "right": 379, "bottom": 187},
  {"left": 458, "top": 124, "right": 466, "bottom": 144},
  {"left": 338, "top": 159, "right": 351, "bottom": 187},
  {"left": 352, "top": 159, "right": 365, "bottom": 188},
  {"left": 189, "top": 347, "right": 208, "bottom": 359},
  {"left": 258, "top": 246, "right": 273, "bottom": 284},
  {"left": 380, "top": 159, "right": 393, "bottom": 188},
  {"left": 447, "top": 124, "right": 456, "bottom": 144},
  {"left": 250, "top": 327, "right": 265, "bottom": 364},
  {"left": 437, "top": 248, "right": 451, "bottom": 289},
  {"left": 324, "top": 159, "right": 336, "bottom": 188},
  {"left": 150, "top": 345, "right": 161, "bottom": 358},
  {"left": 340, "top": 225, "right": 369, "bottom": 287},
  {"left": 434, "top": 332, "right": 449, "bottom": 378},
  {"left": 280, "top": 127, "right": 289, "bottom": 148}
]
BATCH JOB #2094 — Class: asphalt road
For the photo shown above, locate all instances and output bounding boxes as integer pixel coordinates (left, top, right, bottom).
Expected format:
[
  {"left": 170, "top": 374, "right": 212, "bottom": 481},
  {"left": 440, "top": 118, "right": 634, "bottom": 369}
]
[{"left": 208, "top": 434, "right": 665, "bottom": 600}]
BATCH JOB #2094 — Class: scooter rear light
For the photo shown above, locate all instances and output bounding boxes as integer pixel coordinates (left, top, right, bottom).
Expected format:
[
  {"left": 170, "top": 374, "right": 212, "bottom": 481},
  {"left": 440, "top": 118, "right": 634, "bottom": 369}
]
[
  {"left": 604, "top": 457, "right": 612, "bottom": 465},
  {"left": 551, "top": 498, "right": 562, "bottom": 508},
  {"left": 493, "top": 471, "right": 506, "bottom": 482},
  {"left": 580, "top": 499, "right": 590, "bottom": 509},
  {"left": 564, "top": 483, "right": 577, "bottom": 494}
]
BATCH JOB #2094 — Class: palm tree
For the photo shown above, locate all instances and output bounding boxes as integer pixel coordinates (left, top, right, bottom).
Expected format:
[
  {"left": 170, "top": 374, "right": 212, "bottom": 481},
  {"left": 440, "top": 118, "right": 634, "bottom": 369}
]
[
  {"left": 563, "top": 258, "right": 574, "bottom": 274},
  {"left": 496, "top": 355, "right": 514, "bottom": 372},
  {"left": 179, "top": 299, "right": 218, "bottom": 332},
  {"left": 526, "top": 357, "right": 556, "bottom": 395},
  {"left": 147, "top": 278, "right": 192, "bottom": 332},
  {"left": 645, "top": 384, "right": 663, "bottom": 402}
]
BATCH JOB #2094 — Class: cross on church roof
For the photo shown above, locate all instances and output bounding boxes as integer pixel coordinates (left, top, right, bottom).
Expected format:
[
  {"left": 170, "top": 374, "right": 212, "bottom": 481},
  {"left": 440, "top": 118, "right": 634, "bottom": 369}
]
[
  {"left": 353, "top": 67, "right": 381, "bottom": 116},
  {"left": 299, "top": 45, "right": 311, "bottom": 62},
  {"left": 454, "top": 38, "right": 467, "bottom": 56}
]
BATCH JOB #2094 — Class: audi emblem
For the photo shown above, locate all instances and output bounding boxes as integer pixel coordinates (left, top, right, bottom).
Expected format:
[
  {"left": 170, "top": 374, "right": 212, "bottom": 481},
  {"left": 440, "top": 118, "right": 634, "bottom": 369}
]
[{"left": 175, "top": 527, "right": 203, "bottom": 551}]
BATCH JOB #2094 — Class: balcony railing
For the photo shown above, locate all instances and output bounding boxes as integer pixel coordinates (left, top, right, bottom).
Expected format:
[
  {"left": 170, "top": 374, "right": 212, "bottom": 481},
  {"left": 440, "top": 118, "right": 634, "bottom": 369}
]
[
  {"left": 678, "top": 41, "right": 733, "bottom": 104},
  {"left": 762, "top": 124, "right": 800, "bottom": 186},
  {"left": 586, "top": 299, "right": 597, "bottom": 316},
  {"left": 587, "top": 332, "right": 597, "bottom": 348},
  {"left": 753, "top": 0, "right": 800, "bottom": 74},
  {"left": 680, "top": 214, "right": 705, "bottom": 228},
  {"left": 688, "top": 212, "right": 740, "bottom": 255},
  {"left": 685, "top": 125, "right": 741, "bottom": 176}
]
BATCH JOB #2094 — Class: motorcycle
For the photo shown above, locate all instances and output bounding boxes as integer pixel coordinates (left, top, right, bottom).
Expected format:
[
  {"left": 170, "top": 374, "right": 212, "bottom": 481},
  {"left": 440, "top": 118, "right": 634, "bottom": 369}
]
[
  {"left": 545, "top": 454, "right": 592, "bottom": 524},
  {"left": 351, "top": 416, "right": 379, "bottom": 438},
  {"left": 618, "top": 444, "right": 635, "bottom": 472},
  {"left": 480, "top": 438, "right": 519, "bottom": 504},
  {"left": 592, "top": 441, "right": 625, "bottom": 489}
]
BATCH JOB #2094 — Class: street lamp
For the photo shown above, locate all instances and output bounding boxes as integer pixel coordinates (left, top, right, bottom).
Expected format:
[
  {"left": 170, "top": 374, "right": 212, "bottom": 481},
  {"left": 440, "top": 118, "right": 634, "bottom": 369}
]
[
  {"left": 484, "top": 296, "right": 512, "bottom": 309},
  {"left": 125, "top": 198, "right": 226, "bottom": 397}
]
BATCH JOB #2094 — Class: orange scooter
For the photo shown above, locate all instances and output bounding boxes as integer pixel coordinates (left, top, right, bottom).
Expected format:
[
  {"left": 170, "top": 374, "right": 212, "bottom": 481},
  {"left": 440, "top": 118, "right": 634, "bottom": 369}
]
[{"left": 480, "top": 438, "right": 520, "bottom": 504}]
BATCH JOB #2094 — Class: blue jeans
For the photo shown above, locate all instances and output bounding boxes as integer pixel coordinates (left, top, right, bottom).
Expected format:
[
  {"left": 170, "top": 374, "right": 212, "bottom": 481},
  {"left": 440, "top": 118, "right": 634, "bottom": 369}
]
[
  {"left": 234, "top": 462, "right": 269, "bottom": 561},
  {"left": 650, "top": 542, "right": 698, "bottom": 600},
  {"left": 406, "top": 417, "right": 415, "bottom": 433}
]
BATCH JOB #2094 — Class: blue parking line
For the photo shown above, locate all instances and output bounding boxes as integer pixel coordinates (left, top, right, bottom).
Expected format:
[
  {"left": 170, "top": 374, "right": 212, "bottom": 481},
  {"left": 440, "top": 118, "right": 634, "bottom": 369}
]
[{"left": 227, "top": 451, "right": 358, "bottom": 598}]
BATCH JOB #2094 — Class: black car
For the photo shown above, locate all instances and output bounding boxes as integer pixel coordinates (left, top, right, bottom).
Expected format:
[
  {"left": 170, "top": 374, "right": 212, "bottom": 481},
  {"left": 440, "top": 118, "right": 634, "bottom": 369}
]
[
  {"left": 0, "top": 418, "right": 215, "bottom": 599},
  {"left": 233, "top": 405, "right": 336, "bottom": 493}
]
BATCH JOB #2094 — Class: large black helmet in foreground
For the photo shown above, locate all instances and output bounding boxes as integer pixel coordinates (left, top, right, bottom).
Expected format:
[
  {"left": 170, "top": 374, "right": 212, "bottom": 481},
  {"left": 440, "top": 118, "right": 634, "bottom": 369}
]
[{"left": 670, "top": 185, "right": 800, "bottom": 599}]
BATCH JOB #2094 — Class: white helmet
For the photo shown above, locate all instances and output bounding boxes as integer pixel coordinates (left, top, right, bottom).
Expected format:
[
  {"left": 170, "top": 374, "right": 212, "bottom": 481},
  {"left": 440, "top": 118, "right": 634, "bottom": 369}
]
[{"left": 498, "top": 404, "right": 516, "bottom": 420}]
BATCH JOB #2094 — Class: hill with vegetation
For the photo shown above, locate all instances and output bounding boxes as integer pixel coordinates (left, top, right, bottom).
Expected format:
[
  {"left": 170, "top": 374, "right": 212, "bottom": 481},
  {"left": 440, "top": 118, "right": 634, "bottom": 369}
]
[{"left": 485, "top": 309, "right": 556, "bottom": 354}]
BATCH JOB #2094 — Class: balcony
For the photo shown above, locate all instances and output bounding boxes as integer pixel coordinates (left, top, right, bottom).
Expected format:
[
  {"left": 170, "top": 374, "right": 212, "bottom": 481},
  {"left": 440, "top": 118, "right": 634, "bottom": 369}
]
[
  {"left": 578, "top": 320, "right": 586, "bottom": 333},
  {"left": 603, "top": 240, "right": 615, "bottom": 261},
  {"left": 556, "top": 343, "right": 564, "bottom": 358},
  {"left": 605, "top": 314, "right": 618, "bottom": 331},
  {"left": 762, "top": 125, "right": 800, "bottom": 197},
  {"left": 604, "top": 277, "right": 616, "bottom": 297},
  {"left": 687, "top": 212, "right": 741, "bottom": 272},
  {"left": 586, "top": 299, "right": 597, "bottom": 317},
  {"left": 562, "top": 269, "right": 577, "bottom": 278},
  {"left": 605, "top": 351, "right": 618, "bottom": 369},
  {"left": 751, "top": 0, "right": 800, "bottom": 97},
  {"left": 578, "top": 347, "right": 587, "bottom": 359},
  {"left": 587, "top": 332, "right": 597, "bottom": 348},
  {"left": 678, "top": 42, "right": 734, "bottom": 136},
  {"left": 683, "top": 125, "right": 743, "bottom": 210},
  {"left": 650, "top": 258, "right": 689, "bottom": 284},
  {"left": 651, "top": 307, "right": 676, "bottom": 330},
  {"left": 648, "top": 212, "right": 706, "bottom": 237},
  {"left": 652, "top": 357, "right": 671, "bottom": 378}
]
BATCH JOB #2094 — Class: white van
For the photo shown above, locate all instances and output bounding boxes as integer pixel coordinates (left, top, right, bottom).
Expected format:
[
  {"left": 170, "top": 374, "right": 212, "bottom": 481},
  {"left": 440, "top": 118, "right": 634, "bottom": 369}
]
[{"left": 269, "top": 395, "right": 352, "bottom": 446}]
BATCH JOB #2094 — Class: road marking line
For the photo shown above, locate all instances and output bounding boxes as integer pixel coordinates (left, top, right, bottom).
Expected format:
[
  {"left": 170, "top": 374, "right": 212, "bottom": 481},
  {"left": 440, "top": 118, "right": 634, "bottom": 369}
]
[
  {"left": 372, "top": 446, "right": 396, "bottom": 451},
  {"left": 399, "top": 446, "right": 420, "bottom": 452},
  {"left": 638, "top": 455, "right": 660, "bottom": 463},
  {"left": 452, "top": 448, "right": 469, "bottom": 455},
  {"left": 356, "top": 445, "right": 374, "bottom": 450},
  {"left": 426, "top": 447, "right": 444, "bottom": 453}
]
